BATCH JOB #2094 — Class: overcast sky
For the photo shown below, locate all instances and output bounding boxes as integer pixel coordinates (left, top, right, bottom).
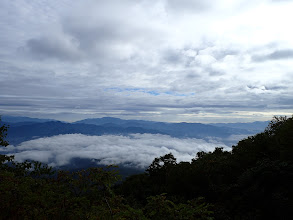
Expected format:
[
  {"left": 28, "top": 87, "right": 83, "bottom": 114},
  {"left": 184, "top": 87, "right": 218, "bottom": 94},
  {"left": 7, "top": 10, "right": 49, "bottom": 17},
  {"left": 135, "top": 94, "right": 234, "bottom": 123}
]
[{"left": 1, "top": 0, "right": 293, "bottom": 123}]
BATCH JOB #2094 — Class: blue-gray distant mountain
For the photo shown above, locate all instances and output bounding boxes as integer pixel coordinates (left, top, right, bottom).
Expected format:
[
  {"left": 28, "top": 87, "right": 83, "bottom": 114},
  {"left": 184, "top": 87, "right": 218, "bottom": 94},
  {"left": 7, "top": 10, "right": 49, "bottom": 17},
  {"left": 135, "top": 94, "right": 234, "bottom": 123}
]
[
  {"left": 75, "top": 117, "right": 136, "bottom": 126},
  {"left": 75, "top": 117, "right": 251, "bottom": 137},
  {"left": 1, "top": 115, "right": 57, "bottom": 124},
  {"left": 210, "top": 121, "right": 270, "bottom": 133},
  {"left": 76, "top": 117, "right": 269, "bottom": 133},
  {"left": 6, "top": 121, "right": 163, "bottom": 145},
  {"left": 3, "top": 116, "right": 268, "bottom": 147}
]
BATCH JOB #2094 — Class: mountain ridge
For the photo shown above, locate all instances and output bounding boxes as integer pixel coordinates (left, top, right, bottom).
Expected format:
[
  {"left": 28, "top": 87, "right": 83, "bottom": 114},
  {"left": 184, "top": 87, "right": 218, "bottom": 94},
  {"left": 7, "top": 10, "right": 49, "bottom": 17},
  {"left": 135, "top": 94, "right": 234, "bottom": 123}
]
[{"left": 1, "top": 115, "right": 269, "bottom": 147}]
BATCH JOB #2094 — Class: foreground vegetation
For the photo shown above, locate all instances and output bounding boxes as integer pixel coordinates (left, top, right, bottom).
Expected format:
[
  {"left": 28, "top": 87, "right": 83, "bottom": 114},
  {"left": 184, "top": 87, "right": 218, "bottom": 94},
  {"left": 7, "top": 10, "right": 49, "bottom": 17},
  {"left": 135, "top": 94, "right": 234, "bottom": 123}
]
[{"left": 1, "top": 116, "right": 293, "bottom": 219}]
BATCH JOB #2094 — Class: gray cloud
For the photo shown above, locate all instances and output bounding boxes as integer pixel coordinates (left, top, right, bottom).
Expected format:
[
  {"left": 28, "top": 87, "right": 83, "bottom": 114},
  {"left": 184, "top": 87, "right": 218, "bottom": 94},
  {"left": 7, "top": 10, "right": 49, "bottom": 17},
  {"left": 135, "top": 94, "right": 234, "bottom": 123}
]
[
  {"left": 252, "top": 49, "right": 293, "bottom": 62},
  {"left": 162, "top": 49, "right": 184, "bottom": 64},
  {"left": 166, "top": 0, "right": 211, "bottom": 13},
  {"left": 268, "top": 50, "right": 293, "bottom": 60},
  {"left": 26, "top": 36, "right": 82, "bottom": 61},
  {"left": 23, "top": 0, "right": 166, "bottom": 62},
  {"left": 6, "top": 134, "right": 228, "bottom": 169}
]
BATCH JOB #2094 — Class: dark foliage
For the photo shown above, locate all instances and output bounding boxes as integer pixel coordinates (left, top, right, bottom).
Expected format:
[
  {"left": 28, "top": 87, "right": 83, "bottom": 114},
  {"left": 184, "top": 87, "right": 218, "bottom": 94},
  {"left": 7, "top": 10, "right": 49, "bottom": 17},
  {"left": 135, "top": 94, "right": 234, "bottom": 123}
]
[{"left": 118, "top": 115, "right": 293, "bottom": 219}]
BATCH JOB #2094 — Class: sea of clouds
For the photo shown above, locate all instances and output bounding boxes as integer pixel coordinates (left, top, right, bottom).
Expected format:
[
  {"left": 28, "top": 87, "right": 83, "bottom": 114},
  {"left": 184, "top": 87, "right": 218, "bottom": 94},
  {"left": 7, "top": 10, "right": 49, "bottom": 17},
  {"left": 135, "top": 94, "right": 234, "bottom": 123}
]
[{"left": 4, "top": 133, "right": 229, "bottom": 169}]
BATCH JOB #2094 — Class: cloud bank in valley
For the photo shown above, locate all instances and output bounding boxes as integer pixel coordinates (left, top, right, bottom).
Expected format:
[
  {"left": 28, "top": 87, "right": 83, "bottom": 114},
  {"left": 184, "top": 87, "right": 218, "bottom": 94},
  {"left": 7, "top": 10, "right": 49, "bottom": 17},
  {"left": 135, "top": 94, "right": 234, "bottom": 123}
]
[{"left": 7, "top": 133, "right": 228, "bottom": 169}]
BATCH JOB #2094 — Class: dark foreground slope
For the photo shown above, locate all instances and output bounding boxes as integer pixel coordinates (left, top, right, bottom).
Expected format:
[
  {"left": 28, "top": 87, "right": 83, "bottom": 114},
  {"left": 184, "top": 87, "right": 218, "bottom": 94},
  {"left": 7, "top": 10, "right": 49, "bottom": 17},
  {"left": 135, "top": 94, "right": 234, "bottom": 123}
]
[
  {"left": 1, "top": 116, "right": 292, "bottom": 219},
  {"left": 118, "top": 116, "right": 293, "bottom": 219}
]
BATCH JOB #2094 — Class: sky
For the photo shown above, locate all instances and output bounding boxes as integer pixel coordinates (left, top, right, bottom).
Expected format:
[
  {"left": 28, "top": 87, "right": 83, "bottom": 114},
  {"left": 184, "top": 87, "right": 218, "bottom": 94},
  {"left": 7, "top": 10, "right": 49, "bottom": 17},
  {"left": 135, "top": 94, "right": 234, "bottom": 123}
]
[{"left": 1, "top": 0, "right": 293, "bottom": 123}]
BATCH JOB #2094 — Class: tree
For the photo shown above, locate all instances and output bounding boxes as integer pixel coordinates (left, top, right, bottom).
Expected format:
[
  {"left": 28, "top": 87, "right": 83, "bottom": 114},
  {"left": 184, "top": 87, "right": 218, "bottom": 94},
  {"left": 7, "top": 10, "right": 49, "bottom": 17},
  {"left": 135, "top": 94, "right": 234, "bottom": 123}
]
[
  {"left": 0, "top": 116, "right": 9, "bottom": 147},
  {"left": 146, "top": 153, "right": 177, "bottom": 176},
  {"left": 0, "top": 117, "right": 14, "bottom": 167}
]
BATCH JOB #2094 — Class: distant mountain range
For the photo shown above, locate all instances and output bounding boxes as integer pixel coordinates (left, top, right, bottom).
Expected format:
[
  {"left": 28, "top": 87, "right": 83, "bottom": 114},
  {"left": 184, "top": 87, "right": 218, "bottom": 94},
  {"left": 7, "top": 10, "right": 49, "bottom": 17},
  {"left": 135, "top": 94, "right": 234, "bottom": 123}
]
[
  {"left": 1, "top": 115, "right": 57, "bottom": 124},
  {"left": 75, "top": 117, "right": 270, "bottom": 133},
  {"left": 6, "top": 121, "right": 161, "bottom": 145},
  {"left": 1, "top": 115, "right": 270, "bottom": 176},
  {"left": 1, "top": 115, "right": 269, "bottom": 146},
  {"left": 211, "top": 121, "right": 270, "bottom": 133}
]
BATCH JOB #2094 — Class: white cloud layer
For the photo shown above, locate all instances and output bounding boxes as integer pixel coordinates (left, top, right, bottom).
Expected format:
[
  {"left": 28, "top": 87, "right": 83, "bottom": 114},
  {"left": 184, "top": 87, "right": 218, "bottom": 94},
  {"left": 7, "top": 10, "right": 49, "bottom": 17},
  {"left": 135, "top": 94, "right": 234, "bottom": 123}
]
[
  {"left": 1, "top": 0, "right": 293, "bottom": 122},
  {"left": 7, "top": 133, "right": 228, "bottom": 169}
]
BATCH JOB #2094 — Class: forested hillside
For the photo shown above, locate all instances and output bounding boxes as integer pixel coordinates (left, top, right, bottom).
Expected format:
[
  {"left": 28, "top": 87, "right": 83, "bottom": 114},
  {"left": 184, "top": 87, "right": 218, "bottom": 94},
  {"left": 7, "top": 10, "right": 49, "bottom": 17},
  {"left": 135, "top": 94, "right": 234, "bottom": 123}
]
[{"left": 1, "top": 116, "right": 292, "bottom": 219}]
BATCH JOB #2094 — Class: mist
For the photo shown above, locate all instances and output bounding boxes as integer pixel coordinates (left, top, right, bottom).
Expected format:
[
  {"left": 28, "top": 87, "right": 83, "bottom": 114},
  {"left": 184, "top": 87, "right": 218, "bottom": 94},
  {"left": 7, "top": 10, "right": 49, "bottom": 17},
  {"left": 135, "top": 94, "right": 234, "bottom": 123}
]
[{"left": 6, "top": 133, "right": 229, "bottom": 169}]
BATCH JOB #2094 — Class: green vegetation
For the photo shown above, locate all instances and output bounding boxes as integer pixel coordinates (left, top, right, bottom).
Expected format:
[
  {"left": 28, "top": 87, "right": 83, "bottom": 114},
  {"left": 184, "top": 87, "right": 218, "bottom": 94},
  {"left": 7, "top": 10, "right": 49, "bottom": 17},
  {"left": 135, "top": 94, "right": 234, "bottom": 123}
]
[{"left": 1, "top": 116, "right": 293, "bottom": 219}]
